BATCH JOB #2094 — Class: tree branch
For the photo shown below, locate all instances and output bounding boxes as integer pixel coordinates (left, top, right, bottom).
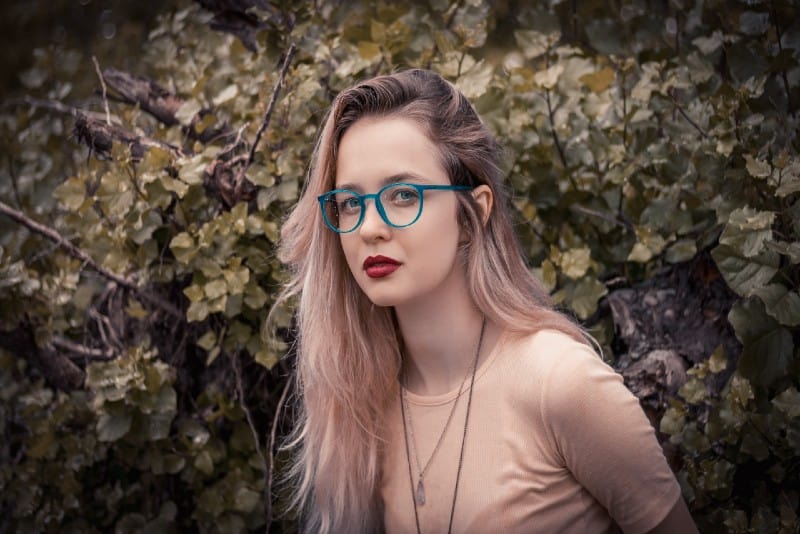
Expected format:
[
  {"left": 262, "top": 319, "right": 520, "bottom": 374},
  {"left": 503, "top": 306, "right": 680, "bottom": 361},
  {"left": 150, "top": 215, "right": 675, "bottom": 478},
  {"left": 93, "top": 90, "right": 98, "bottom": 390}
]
[
  {"left": 52, "top": 335, "right": 115, "bottom": 360},
  {"left": 238, "top": 43, "right": 297, "bottom": 187},
  {"left": 231, "top": 352, "right": 270, "bottom": 533},
  {"left": 4, "top": 96, "right": 119, "bottom": 124},
  {"left": 0, "top": 199, "right": 135, "bottom": 289},
  {"left": 267, "top": 375, "right": 292, "bottom": 527},
  {"left": 0, "top": 199, "right": 183, "bottom": 319},
  {"left": 92, "top": 56, "right": 112, "bottom": 126},
  {"left": 74, "top": 114, "right": 184, "bottom": 160},
  {"left": 668, "top": 89, "right": 709, "bottom": 140},
  {"left": 101, "top": 68, "right": 233, "bottom": 144},
  {"left": 0, "top": 326, "right": 85, "bottom": 391}
]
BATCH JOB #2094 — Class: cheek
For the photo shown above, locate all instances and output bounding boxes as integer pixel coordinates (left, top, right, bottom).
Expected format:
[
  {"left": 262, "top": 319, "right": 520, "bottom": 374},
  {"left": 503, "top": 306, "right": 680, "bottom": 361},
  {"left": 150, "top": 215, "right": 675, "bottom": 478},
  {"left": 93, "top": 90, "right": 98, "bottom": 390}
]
[{"left": 339, "top": 237, "right": 360, "bottom": 275}]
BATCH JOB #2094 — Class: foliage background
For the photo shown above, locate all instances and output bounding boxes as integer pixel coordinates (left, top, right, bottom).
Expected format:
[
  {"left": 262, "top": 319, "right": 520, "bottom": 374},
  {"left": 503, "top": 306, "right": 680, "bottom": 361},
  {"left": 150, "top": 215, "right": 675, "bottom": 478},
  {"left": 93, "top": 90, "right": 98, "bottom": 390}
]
[{"left": 1, "top": 0, "right": 798, "bottom": 532}]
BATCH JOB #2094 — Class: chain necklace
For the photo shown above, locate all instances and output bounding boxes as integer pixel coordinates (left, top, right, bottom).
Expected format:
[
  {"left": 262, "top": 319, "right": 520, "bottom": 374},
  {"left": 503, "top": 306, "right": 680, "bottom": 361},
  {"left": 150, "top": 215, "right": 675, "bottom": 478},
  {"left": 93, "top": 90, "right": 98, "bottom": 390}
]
[{"left": 399, "top": 317, "right": 486, "bottom": 534}]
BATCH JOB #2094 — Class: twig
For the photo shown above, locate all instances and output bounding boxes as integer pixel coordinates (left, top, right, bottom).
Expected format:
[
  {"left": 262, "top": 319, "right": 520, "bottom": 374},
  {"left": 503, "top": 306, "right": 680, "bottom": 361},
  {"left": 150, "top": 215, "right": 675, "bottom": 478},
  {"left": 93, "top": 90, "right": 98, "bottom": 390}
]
[
  {"left": 4, "top": 96, "right": 117, "bottom": 123},
  {"left": 92, "top": 56, "right": 112, "bottom": 126},
  {"left": 668, "top": 90, "right": 709, "bottom": 139},
  {"left": 7, "top": 156, "right": 23, "bottom": 209},
  {"left": 266, "top": 376, "right": 292, "bottom": 527},
  {"left": 237, "top": 43, "right": 297, "bottom": 188},
  {"left": 52, "top": 336, "right": 114, "bottom": 360},
  {"left": 0, "top": 199, "right": 134, "bottom": 288},
  {"left": 570, "top": 204, "right": 634, "bottom": 231},
  {"left": 0, "top": 199, "right": 182, "bottom": 319},
  {"left": 770, "top": 0, "right": 796, "bottom": 117},
  {"left": 231, "top": 352, "right": 271, "bottom": 533}
]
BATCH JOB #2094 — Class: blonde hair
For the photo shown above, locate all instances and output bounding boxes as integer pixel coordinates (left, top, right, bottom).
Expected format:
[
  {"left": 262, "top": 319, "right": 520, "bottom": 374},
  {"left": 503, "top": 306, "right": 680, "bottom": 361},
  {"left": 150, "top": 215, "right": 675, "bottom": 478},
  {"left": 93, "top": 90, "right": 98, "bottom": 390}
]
[{"left": 277, "top": 69, "right": 589, "bottom": 533}]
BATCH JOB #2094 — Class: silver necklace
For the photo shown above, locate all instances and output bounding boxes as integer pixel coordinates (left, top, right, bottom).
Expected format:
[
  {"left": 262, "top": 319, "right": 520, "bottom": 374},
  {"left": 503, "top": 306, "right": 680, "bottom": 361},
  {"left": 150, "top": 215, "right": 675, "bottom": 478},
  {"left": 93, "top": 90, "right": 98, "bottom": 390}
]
[{"left": 400, "top": 317, "right": 486, "bottom": 534}]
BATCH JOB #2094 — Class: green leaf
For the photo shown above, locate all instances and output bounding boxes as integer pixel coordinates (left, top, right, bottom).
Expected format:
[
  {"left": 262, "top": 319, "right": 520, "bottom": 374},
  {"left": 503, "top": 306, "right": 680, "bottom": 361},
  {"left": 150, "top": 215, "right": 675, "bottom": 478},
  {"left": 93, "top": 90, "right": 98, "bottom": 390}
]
[
  {"left": 711, "top": 245, "right": 779, "bottom": 296},
  {"left": 357, "top": 41, "right": 381, "bottom": 60},
  {"left": 514, "top": 29, "right": 551, "bottom": 59},
  {"left": 175, "top": 99, "right": 201, "bottom": 126},
  {"left": 775, "top": 161, "right": 800, "bottom": 197},
  {"left": 204, "top": 279, "right": 227, "bottom": 299},
  {"left": 579, "top": 67, "right": 614, "bottom": 93},
  {"left": 709, "top": 345, "right": 728, "bottom": 374},
  {"left": 97, "top": 412, "right": 132, "bottom": 442},
  {"left": 197, "top": 330, "right": 217, "bottom": 351},
  {"left": 187, "top": 300, "right": 209, "bottom": 322},
  {"left": 772, "top": 387, "right": 800, "bottom": 418},
  {"left": 560, "top": 247, "right": 591, "bottom": 279},
  {"left": 719, "top": 207, "right": 775, "bottom": 257},
  {"left": 665, "top": 239, "right": 697, "bottom": 263},
  {"left": 194, "top": 450, "right": 214, "bottom": 476},
  {"left": 744, "top": 154, "right": 771, "bottom": 178},
  {"left": 456, "top": 59, "right": 493, "bottom": 99},
  {"left": 211, "top": 84, "right": 238, "bottom": 106},
  {"left": 178, "top": 155, "right": 207, "bottom": 186},
  {"left": 170, "top": 232, "right": 197, "bottom": 264},
  {"left": 244, "top": 283, "right": 268, "bottom": 309},
  {"left": 53, "top": 177, "right": 86, "bottom": 211},
  {"left": 739, "top": 11, "right": 770, "bottom": 36},
  {"left": 533, "top": 63, "right": 563, "bottom": 90},
  {"left": 565, "top": 277, "right": 608, "bottom": 320},
  {"left": 233, "top": 486, "right": 260, "bottom": 513},
  {"left": 765, "top": 240, "right": 800, "bottom": 264},
  {"left": 753, "top": 284, "right": 800, "bottom": 326},
  {"left": 728, "top": 298, "right": 794, "bottom": 387},
  {"left": 679, "top": 378, "right": 707, "bottom": 404}
]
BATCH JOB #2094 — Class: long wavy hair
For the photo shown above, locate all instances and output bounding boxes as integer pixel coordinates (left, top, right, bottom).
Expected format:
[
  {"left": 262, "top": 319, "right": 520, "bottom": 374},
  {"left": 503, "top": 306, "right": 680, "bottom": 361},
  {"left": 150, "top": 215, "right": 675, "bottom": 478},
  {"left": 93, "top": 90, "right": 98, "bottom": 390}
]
[{"left": 277, "top": 69, "right": 589, "bottom": 533}]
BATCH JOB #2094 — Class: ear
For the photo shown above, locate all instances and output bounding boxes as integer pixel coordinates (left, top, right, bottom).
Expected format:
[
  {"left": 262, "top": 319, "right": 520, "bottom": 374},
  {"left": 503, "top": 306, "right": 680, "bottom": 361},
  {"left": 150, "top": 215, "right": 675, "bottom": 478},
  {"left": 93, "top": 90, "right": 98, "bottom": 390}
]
[{"left": 472, "top": 185, "right": 493, "bottom": 226}]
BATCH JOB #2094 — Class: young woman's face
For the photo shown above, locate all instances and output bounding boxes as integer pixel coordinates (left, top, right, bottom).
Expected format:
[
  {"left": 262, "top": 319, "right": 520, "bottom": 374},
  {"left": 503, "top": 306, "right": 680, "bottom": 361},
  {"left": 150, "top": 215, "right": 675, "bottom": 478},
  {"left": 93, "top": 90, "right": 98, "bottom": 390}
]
[{"left": 334, "top": 116, "right": 464, "bottom": 309}]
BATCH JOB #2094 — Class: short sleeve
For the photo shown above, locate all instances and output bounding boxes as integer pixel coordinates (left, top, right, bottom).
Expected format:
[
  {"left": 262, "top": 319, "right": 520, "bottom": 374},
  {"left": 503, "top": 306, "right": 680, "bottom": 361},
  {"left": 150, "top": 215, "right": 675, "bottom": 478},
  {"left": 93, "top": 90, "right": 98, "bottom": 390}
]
[{"left": 538, "top": 333, "right": 681, "bottom": 534}]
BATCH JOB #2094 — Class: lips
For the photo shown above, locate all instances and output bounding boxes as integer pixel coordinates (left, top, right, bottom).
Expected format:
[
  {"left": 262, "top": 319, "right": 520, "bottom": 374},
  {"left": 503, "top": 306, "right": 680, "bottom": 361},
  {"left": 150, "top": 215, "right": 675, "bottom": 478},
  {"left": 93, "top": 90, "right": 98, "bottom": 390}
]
[{"left": 363, "top": 255, "right": 401, "bottom": 278}]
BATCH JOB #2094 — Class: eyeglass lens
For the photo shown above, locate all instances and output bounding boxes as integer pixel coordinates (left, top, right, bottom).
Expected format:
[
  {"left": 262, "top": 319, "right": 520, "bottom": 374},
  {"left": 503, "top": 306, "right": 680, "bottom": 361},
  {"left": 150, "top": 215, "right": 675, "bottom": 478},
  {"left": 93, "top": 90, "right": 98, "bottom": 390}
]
[{"left": 323, "top": 184, "right": 422, "bottom": 232}]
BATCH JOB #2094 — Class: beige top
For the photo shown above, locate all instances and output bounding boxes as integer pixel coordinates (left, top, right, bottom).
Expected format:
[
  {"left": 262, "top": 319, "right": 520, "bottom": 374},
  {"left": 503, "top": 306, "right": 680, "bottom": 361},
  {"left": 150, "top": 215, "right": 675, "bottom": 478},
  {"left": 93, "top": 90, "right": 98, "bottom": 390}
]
[{"left": 381, "top": 329, "right": 681, "bottom": 533}]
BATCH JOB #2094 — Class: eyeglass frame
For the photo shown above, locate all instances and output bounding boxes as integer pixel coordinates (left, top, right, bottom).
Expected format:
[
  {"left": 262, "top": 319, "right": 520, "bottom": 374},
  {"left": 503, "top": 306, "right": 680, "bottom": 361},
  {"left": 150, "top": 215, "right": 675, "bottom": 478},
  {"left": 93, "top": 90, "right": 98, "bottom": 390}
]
[{"left": 317, "top": 182, "right": 473, "bottom": 234}]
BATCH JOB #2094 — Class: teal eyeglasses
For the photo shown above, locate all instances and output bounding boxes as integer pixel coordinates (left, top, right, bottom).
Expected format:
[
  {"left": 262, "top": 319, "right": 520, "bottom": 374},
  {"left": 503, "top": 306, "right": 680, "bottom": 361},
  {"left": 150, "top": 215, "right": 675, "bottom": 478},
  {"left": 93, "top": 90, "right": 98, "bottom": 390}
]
[{"left": 317, "top": 182, "right": 472, "bottom": 233}]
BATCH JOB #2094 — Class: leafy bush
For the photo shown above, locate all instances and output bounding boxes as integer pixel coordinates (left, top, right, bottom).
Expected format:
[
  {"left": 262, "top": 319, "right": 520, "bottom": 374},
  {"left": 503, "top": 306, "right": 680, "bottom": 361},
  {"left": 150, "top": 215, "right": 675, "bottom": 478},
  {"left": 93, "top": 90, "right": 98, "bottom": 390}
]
[{"left": 1, "top": 0, "right": 798, "bottom": 532}]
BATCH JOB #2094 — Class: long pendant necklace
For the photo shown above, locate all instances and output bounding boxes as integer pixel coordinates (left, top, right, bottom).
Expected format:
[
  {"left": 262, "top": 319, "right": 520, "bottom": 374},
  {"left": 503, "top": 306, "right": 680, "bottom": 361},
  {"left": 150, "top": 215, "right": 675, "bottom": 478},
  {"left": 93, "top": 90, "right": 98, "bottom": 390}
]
[{"left": 400, "top": 317, "right": 486, "bottom": 534}]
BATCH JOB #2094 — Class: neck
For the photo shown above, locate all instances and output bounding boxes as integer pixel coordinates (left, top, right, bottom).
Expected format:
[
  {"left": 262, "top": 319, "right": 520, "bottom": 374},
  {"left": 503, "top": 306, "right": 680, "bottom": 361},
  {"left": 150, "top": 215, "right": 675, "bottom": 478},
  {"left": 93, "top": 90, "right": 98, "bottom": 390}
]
[{"left": 395, "top": 269, "right": 498, "bottom": 396}]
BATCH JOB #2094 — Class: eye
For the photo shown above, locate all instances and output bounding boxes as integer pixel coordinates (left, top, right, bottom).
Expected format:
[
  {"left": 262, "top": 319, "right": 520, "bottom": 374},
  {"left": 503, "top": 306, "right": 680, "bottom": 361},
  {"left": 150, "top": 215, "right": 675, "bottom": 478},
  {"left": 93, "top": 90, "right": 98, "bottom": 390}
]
[
  {"left": 387, "top": 186, "right": 420, "bottom": 206},
  {"left": 337, "top": 194, "right": 361, "bottom": 214}
]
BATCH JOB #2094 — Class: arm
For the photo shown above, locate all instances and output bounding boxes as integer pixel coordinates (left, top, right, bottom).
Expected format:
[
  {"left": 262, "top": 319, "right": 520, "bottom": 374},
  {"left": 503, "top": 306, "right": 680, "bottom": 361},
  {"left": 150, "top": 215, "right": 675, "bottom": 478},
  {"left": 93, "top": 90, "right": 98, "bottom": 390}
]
[
  {"left": 646, "top": 497, "right": 698, "bottom": 534},
  {"left": 538, "top": 333, "right": 690, "bottom": 534}
]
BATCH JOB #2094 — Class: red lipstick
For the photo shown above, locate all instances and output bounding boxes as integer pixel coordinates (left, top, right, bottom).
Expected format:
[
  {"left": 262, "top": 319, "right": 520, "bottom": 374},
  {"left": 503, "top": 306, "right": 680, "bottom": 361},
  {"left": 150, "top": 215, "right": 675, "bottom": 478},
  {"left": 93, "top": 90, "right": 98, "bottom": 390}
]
[{"left": 363, "top": 255, "right": 401, "bottom": 278}]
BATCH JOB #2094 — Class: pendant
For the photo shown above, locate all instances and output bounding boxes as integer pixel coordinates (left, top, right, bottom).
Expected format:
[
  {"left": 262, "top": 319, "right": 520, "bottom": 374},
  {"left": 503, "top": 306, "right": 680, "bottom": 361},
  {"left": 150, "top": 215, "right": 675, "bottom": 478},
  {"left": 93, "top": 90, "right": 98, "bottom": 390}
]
[{"left": 416, "top": 479, "right": 426, "bottom": 506}]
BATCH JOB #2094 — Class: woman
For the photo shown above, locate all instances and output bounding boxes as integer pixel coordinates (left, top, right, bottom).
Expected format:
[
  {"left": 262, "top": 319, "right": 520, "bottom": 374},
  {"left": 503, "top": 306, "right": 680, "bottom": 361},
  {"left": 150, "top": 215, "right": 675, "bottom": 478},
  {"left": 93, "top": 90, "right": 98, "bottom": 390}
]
[{"left": 277, "top": 69, "right": 696, "bottom": 533}]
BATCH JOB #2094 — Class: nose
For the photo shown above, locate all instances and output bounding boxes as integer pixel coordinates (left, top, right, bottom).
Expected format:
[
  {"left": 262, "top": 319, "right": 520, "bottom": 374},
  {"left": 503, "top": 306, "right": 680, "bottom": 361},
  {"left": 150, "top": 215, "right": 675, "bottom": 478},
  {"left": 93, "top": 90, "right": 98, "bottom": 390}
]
[{"left": 358, "top": 198, "right": 391, "bottom": 241}]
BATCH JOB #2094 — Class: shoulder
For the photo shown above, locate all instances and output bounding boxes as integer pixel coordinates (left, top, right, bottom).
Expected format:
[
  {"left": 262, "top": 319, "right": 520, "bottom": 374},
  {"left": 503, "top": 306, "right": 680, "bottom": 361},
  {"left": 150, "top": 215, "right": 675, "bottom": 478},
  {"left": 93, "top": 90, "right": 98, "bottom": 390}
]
[
  {"left": 501, "top": 328, "right": 636, "bottom": 426},
  {"left": 503, "top": 328, "right": 608, "bottom": 385}
]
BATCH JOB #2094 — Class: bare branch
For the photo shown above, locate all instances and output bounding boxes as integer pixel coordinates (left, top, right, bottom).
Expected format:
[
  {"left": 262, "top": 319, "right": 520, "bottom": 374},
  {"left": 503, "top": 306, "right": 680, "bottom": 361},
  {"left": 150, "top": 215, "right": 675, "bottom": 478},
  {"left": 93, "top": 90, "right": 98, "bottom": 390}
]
[
  {"left": 92, "top": 56, "right": 112, "bottom": 126},
  {"left": 101, "top": 68, "right": 232, "bottom": 144},
  {"left": 74, "top": 114, "right": 184, "bottom": 159},
  {"left": 4, "top": 96, "right": 118, "bottom": 124},
  {"left": 668, "top": 90, "right": 709, "bottom": 140},
  {"left": 570, "top": 204, "right": 634, "bottom": 231},
  {"left": 238, "top": 43, "right": 297, "bottom": 186},
  {"left": 231, "top": 352, "right": 270, "bottom": 533},
  {"left": 52, "top": 336, "right": 115, "bottom": 360},
  {"left": 267, "top": 375, "right": 292, "bottom": 527},
  {"left": 0, "top": 199, "right": 183, "bottom": 319},
  {"left": 0, "top": 198, "right": 135, "bottom": 289},
  {"left": 0, "top": 327, "right": 85, "bottom": 391}
]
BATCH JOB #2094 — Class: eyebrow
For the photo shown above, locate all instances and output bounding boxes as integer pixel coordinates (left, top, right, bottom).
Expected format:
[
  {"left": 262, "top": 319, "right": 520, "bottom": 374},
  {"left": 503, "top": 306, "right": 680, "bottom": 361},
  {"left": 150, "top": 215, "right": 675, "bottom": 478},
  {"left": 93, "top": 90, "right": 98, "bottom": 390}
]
[{"left": 337, "top": 172, "right": 430, "bottom": 192}]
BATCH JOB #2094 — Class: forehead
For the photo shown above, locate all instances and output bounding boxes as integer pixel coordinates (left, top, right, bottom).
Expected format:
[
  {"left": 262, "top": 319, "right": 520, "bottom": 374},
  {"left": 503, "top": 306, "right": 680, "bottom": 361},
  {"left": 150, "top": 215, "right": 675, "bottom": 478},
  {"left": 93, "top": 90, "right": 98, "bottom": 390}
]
[{"left": 334, "top": 116, "right": 447, "bottom": 190}]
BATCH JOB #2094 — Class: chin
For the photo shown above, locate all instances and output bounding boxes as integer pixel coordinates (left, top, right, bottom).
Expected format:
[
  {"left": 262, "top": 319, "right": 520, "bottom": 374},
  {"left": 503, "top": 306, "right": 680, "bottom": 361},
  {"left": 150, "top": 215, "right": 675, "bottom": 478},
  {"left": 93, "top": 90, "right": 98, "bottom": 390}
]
[
  {"left": 361, "top": 290, "right": 403, "bottom": 309},
  {"left": 357, "top": 281, "right": 411, "bottom": 309}
]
